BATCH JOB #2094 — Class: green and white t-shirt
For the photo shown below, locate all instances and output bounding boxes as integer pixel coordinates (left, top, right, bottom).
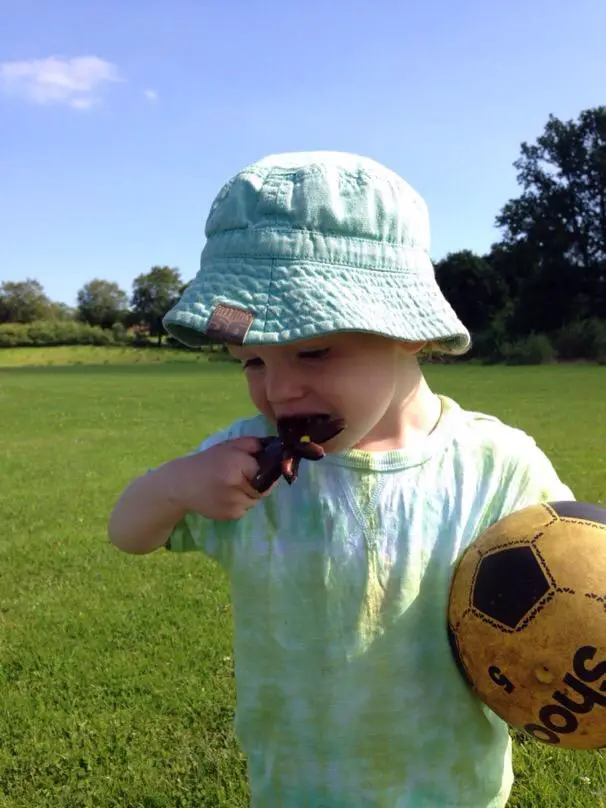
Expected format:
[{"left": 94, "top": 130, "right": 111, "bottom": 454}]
[{"left": 167, "top": 396, "right": 574, "bottom": 808}]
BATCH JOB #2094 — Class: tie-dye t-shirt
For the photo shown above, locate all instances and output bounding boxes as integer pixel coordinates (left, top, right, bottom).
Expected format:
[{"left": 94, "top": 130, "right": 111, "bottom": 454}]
[{"left": 166, "top": 396, "right": 574, "bottom": 808}]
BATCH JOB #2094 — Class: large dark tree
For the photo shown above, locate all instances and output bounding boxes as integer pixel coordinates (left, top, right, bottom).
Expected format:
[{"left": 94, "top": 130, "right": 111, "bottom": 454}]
[
  {"left": 435, "top": 250, "right": 509, "bottom": 334},
  {"left": 495, "top": 106, "right": 606, "bottom": 331}
]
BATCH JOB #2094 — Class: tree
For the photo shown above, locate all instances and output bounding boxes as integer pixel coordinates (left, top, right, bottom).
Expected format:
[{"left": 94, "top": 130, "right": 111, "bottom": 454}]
[
  {"left": 77, "top": 279, "right": 129, "bottom": 329},
  {"left": 130, "top": 266, "right": 182, "bottom": 346},
  {"left": 47, "top": 301, "right": 76, "bottom": 321},
  {"left": 495, "top": 106, "right": 606, "bottom": 331},
  {"left": 435, "top": 250, "right": 509, "bottom": 334},
  {"left": 0, "top": 279, "right": 52, "bottom": 323}
]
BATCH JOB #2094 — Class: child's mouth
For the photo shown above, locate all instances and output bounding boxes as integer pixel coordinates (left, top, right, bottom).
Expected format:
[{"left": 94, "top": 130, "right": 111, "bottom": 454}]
[{"left": 251, "top": 413, "right": 346, "bottom": 493}]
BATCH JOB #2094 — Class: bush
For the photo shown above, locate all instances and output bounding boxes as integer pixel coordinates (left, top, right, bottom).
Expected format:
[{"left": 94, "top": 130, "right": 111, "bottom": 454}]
[
  {"left": 131, "top": 331, "right": 152, "bottom": 347},
  {"left": 468, "top": 330, "right": 505, "bottom": 364},
  {"left": 0, "top": 320, "right": 118, "bottom": 347},
  {"left": 468, "top": 309, "right": 513, "bottom": 364},
  {"left": 555, "top": 319, "right": 606, "bottom": 360},
  {"left": 111, "top": 322, "right": 130, "bottom": 345},
  {"left": 502, "top": 333, "right": 556, "bottom": 365},
  {"left": 27, "top": 321, "right": 67, "bottom": 345},
  {"left": 0, "top": 324, "right": 33, "bottom": 347}
]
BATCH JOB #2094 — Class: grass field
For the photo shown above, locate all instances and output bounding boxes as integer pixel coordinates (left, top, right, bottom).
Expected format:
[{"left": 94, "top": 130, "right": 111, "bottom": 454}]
[{"left": 0, "top": 346, "right": 605, "bottom": 807}]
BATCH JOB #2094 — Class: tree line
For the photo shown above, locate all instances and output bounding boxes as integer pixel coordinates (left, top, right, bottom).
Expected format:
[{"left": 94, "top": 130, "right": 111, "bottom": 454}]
[
  {"left": 0, "top": 266, "right": 185, "bottom": 348},
  {"left": 2, "top": 106, "right": 605, "bottom": 363}
]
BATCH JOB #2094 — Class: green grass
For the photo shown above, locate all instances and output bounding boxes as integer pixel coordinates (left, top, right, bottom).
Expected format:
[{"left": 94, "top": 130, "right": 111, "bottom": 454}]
[
  {"left": 0, "top": 345, "right": 215, "bottom": 367},
  {"left": 0, "top": 347, "right": 605, "bottom": 807}
]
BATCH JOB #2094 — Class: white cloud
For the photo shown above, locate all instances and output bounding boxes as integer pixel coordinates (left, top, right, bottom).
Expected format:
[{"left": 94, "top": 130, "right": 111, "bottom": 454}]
[
  {"left": 0, "top": 56, "right": 122, "bottom": 109},
  {"left": 143, "top": 89, "right": 158, "bottom": 102},
  {"left": 69, "top": 97, "right": 95, "bottom": 110}
]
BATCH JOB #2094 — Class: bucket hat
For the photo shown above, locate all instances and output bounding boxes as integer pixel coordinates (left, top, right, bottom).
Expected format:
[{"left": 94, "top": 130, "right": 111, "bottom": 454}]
[{"left": 163, "top": 151, "right": 470, "bottom": 354}]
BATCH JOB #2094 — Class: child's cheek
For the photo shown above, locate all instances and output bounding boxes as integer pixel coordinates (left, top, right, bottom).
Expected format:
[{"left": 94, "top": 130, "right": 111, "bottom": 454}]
[{"left": 248, "top": 382, "right": 272, "bottom": 420}]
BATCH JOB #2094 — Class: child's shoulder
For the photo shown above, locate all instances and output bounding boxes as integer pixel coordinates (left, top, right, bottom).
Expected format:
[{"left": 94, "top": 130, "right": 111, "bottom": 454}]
[
  {"left": 196, "top": 413, "right": 273, "bottom": 451},
  {"left": 443, "top": 396, "right": 573, "bottom": 509},
  {"left": 443, "top": 396, "right": 541, "bottom": 460}
]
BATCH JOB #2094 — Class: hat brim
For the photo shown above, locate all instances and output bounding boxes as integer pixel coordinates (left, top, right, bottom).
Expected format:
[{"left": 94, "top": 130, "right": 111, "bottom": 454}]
[{"left": 163, "top": 256, "right": 471, "bottom": 356}]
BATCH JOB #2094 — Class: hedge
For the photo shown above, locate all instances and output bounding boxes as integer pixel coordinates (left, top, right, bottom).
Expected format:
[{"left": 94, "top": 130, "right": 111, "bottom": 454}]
[{"left": 0, "top": 320, "right": 132, "bottom": 347}]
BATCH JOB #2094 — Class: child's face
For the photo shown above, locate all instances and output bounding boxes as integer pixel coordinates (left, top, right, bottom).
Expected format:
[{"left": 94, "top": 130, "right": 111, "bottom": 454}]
[{"left": 228, "top": 332, "right": 424, "bottom": 452}]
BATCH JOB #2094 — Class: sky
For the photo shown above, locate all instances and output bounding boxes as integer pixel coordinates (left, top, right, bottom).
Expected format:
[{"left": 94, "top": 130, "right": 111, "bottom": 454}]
[{"left": 1, "top": 0, "right": 605, "bottom": 308}]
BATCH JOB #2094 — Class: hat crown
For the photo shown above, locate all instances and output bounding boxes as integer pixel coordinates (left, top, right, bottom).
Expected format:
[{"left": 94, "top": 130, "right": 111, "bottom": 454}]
[
  {"left": 205, "top": 151, "right": 430, "bottom": 254},
  {"left": 163, "top": 150, "right": 470, "bottom": 355}
]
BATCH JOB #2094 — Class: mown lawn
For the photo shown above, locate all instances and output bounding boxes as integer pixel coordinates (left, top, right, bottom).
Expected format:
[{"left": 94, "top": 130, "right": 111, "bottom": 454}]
[{"left": 0, "top": 348, "right": 604, "bottom": 806}]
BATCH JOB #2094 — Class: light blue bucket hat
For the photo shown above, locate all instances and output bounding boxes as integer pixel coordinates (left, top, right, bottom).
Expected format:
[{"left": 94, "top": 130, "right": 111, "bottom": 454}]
[{"left": 163, "top": 151, "right": 471, "bottom": 354}]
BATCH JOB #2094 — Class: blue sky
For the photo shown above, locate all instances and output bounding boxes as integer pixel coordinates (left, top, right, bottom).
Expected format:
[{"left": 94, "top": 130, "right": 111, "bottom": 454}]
[{"left": 1, "top": 0, "right": 605, "bottom": 307}]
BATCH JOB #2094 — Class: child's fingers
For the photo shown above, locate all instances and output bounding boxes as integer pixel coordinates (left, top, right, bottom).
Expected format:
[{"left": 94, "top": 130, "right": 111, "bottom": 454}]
[{"left": 228, "top": 436, "right": 266, "bottom": 455}]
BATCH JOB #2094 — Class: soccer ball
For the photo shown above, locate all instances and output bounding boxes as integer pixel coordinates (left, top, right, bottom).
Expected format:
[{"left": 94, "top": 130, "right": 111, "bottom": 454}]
[{"left": 448, "top": 501, "right": 606, "bottom": 749}]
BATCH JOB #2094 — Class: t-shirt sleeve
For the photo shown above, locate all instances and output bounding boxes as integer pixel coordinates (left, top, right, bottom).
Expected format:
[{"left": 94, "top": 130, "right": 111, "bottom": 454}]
[
  {"left": 164, "top": 415, "right": 270, "bottom": 565},
  {"left": 499, "top": 436, "right": 575, "bottom": 516}
]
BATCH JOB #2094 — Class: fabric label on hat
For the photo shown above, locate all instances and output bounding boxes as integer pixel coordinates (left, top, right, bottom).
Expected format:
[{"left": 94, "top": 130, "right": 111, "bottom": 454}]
[{"left": 206, "top": 304, "right": 254, "bottom": 344}]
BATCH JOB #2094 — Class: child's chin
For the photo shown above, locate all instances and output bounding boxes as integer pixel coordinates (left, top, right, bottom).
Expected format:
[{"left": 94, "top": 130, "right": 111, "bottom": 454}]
[{"left": 322, "top": 436, "right": 348, "bottom": 454}]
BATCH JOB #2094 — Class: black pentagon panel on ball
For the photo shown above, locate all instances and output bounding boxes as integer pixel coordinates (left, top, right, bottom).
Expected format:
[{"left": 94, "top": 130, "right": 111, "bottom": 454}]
[
  {"left": 472, "top": 546, "right": 551, "bottom": 629},
  {"left": 549, "top": 501, "right": 606, "bottom": 525}
]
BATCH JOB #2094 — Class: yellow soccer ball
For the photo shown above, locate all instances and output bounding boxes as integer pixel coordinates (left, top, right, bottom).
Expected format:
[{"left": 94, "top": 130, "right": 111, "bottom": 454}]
[{"left": 448, "top": 501, "right": 606, "bottom": 749}]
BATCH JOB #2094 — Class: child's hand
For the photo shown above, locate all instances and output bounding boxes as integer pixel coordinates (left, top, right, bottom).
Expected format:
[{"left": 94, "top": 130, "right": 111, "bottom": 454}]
[{"left": 169, "top": 437, "right": 274, "bottom": 521}]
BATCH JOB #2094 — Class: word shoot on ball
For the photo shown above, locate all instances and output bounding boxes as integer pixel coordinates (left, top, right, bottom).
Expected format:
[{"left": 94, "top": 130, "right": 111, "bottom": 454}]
[{"left": 448, "top": 500, "right": 606, "bottom": 749}]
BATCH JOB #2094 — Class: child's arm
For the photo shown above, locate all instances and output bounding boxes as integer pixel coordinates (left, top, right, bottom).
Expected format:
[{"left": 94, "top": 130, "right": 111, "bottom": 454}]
[
  {"left": 107, "top": 437, "right": 266, "bottom": 555},
  {"left": 107, "top": 458, "right": 190, "bottom": 554}
]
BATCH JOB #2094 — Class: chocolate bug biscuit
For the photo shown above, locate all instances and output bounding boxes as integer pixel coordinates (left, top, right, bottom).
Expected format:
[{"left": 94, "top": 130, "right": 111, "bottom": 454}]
[{"left": 250, "top": 414, "right": 346, "bottom": 493}]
